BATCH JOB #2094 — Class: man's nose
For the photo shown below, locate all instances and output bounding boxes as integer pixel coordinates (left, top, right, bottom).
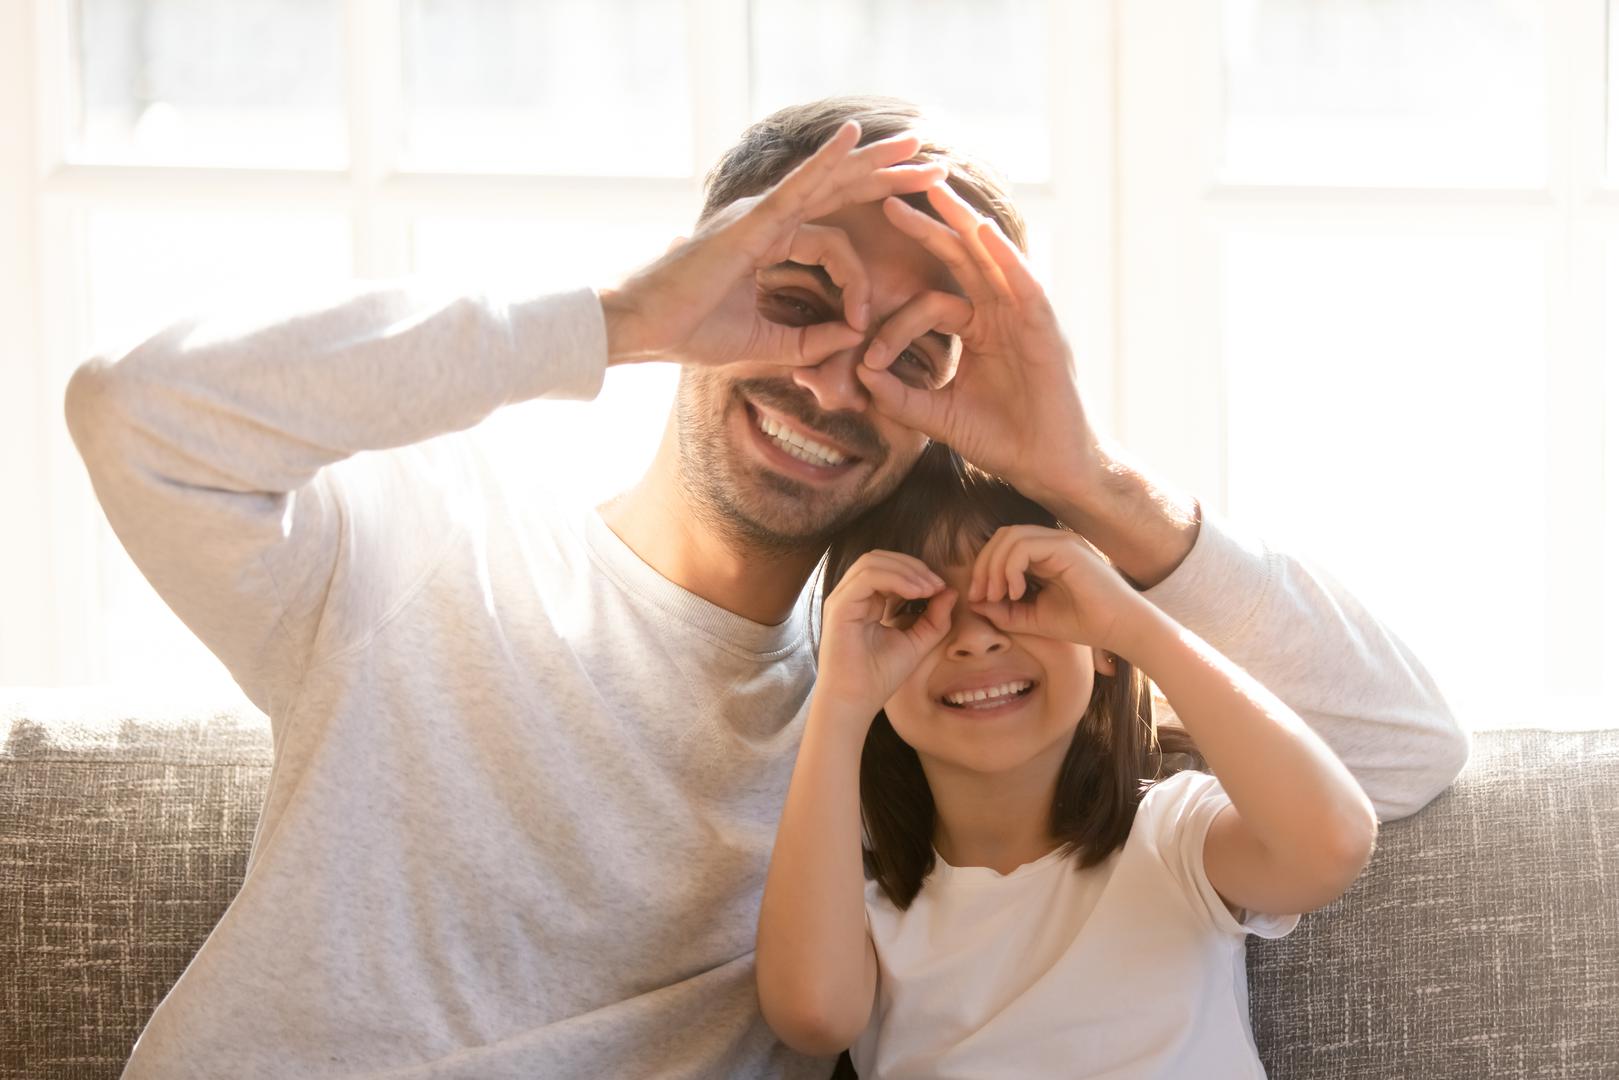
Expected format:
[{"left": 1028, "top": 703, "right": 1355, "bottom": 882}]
[{"left": 789, "top": 346, "right": 869, "bottom": 414}]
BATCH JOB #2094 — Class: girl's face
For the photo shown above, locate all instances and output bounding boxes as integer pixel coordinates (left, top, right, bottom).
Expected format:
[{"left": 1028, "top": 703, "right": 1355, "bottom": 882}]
[{"left": 881, "top": 554, "right": 1105, "bottom": 781}]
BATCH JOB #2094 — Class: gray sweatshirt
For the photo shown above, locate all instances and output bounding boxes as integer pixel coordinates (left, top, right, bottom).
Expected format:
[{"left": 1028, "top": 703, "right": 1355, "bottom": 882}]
[{"left": 63, "top": 283, "right": 1469, "bottom": 1080}]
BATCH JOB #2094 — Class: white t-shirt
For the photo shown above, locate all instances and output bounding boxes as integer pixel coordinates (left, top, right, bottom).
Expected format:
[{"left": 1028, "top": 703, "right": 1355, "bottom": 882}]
[{"left": 852, "top": 770, "right": 1300, "bottom": 1079}]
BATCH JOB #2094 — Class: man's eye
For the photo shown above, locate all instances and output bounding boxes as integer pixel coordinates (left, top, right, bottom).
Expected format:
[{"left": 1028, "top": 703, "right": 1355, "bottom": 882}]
[
  {"left": 764, "top": 293, "right": 823, "bottom": 324},
  {"left": 892, "top": 349, "right": 939, "bottom": 388}
]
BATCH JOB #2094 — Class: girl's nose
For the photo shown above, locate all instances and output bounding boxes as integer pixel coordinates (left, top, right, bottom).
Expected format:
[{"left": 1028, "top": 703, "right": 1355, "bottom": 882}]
[{"left": 945, "top": 606, "right": 1011, "bottom": 659}]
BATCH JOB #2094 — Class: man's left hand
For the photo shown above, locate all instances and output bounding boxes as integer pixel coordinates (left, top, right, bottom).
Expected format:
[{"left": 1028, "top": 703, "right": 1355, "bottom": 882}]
[{"left": 856, "top": 184, "right": 1102, "bottom": 511}]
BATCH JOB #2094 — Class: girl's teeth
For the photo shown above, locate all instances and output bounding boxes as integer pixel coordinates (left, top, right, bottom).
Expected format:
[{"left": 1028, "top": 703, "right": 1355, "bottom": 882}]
[
  {"left": 756, "top": 413, "right": 846, "bottom": 466},
  {"left": 945, "top": 681, "right": 1033, "bottom": 706}
]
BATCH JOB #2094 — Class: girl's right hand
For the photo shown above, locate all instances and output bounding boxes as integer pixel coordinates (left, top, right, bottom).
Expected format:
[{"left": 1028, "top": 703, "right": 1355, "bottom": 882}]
[
  {"left": 967, "top": 525, "right": 1153, "bottom": 656},
  {"left": 817, "top": 551, "right": 956, "bottom": 720}
]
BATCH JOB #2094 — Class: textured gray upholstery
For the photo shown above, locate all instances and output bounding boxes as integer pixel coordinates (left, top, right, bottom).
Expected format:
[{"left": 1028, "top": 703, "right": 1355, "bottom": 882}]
[{"left": 2, "top": 689, "right": 1616, "bottom": 1079}]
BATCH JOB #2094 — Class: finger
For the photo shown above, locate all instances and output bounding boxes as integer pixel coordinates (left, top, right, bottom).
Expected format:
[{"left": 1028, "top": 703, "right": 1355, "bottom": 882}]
[
  {"left": 1003, "top": 542, "right": 1033, "bottom": 602},
  {"left": 860, "top": 549, "right": 947, "bottom": 589},
  {"left": 861, "top": 289, "right": 972, "bottom": 375},
  {"left": 808, "top": 164, "right": 949, "bottom": 221},
  {"left": 841, "top": 561, "right": 943, "bottom": 608},
  {"left": 971, "top": 525, "right": 1012, "bottom": 602},
  {"left": 758, "top": 319, "right": 866, "bottom": 368},
  {"left": 907, "top": 586, "right": 958, "bottom": 648},
  {"left": 976, "top": 218, "right": 1045, "bottom": 307},
  {"left": 784, "top": 224, "right": 871, "bottom": 332},
  {"left": 804, "top": 132, "right": 925, "bottom": 206},
  {"left": 976, "top": 524, "right": 1036, "bottom": 602},
  {"left": 880, "top": 196, "right": 998, "bottom": 308},
  {"left": 797, "top": 132, "right": 941, "bottom": 226},
  {"left": 749, "top": 120, "right": 863, "bottom": 238},
  {"left": 969, "top": 598, "right": 1036, "bottom": 636},
  {"left": 925, "top": 184, "right": 1013, "bottom": 299},
  {"left": 855, "top": 363, "right": 952, "bottom": 440}
]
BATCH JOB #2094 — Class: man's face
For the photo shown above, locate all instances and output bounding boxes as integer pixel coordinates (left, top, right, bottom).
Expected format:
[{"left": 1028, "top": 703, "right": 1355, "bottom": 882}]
[{"left": 675, "top": 199, "right": 964, "bottom": 553}]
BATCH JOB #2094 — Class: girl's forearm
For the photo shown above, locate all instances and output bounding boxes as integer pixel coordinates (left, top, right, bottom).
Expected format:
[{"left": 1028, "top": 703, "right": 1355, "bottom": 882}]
[
  {"left": 1117, "top": 605, "right": 1378, "bottom": 876},
  {"left": 755, "top": 700, "right": 877, "bottom": 1055}
]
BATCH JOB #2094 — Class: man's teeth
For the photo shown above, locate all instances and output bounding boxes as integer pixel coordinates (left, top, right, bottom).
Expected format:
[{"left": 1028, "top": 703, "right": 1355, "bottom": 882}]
[
  {"left": 944, "top": 681, "right": 1033, "bottom": 707},
  {"left": 756, "top": 413, "right": 847, "bottom": 467}
]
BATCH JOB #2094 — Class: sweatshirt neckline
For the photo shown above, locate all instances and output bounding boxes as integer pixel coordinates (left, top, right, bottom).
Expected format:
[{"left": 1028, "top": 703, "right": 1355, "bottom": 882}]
[{"left": 584, "top": 509, "right": 810, "bottom": 660}]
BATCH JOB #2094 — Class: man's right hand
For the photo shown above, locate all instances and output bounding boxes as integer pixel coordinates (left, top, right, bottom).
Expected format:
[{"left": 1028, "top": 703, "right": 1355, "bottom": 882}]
[{"left": 597, "top": 121, "right": 944, "bottom": 369}]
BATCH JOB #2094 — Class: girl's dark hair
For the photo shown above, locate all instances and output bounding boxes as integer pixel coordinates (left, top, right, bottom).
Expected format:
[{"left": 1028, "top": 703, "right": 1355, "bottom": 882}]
[{"left": 821, "top": 443, "right": 1204, "bottom": 909}]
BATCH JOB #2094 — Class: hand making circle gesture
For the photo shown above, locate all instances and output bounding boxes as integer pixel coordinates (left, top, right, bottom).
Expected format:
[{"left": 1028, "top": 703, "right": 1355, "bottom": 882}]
[
  {"left": 600, "top": 122, "right": 945, "bottom": 371},
  {"left": 965, "top": 525, "right": 1150, "bottom": 657},
  {"left": 815, "top": 551, "right": 956, "bottom": 720},
  {"left": 854, "top": 185, "right": 1101, "bottom": 507}
]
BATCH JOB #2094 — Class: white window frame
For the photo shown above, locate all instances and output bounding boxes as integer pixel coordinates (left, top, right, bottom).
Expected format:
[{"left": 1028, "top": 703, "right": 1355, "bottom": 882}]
[
  {"left": 1116, "top": 0, "right": 1616, "bottom": 729},
  {"left": 0, "top": 0, "right": 1117, "bottom": 689}
]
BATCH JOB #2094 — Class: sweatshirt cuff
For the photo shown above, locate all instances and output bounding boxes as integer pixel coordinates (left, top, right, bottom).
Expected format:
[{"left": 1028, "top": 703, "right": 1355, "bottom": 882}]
[
  {"left": 504, "top": 286, "right": 609, "bottom": 404},
  {"left": 1137, "top": 503, "right": 1278, "bottom": 651}
]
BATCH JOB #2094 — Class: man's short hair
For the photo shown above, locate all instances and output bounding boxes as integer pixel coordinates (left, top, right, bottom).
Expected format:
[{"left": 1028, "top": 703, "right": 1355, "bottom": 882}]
[{"left": 699, "top": 95, "right": 1028, "bottom": 254}]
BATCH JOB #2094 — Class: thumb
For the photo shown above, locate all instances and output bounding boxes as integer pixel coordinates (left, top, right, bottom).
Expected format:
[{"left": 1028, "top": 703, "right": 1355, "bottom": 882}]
[
  {"left": 753, "top": 320, "right": 865, "bottom": 368},
  {"left": 969, "top": 599, "right": 1035, "bottom": 635},
  {"left": 857, "top": 363, "right": 948, "bottom": 437}
]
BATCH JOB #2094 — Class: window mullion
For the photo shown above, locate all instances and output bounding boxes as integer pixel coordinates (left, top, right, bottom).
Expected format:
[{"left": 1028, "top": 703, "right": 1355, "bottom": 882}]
[
  {"left": 1545, "top": 0, "right": 1609, "bottom": 701},
  {"left": 346, "top": 0, "right": 407, "bottom": 278},
  {"left": 687, "top": 0, "right": 751, "bottom": 207}
]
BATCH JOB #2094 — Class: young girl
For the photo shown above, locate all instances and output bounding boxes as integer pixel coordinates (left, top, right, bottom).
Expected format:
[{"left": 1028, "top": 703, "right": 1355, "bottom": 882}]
[{"left": 755, "top": 443, "right": 1378, "bottom": 1079}]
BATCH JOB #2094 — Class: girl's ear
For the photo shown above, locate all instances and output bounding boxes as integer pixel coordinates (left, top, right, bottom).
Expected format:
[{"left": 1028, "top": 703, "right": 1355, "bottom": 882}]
[{"left": 1094, "top": 649, "right": 1116, "bottom": 676}]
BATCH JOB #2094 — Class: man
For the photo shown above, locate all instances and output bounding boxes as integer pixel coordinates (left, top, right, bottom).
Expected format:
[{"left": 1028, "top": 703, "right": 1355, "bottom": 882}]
[{"left": 66, "top": 97, "right": 1467, "bottom": 1079}]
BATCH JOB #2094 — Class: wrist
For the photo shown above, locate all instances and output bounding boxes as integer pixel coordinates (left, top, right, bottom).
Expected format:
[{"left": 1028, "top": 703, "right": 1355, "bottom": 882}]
[
  {"left": 1110, "top": 602, "right": 1176, "bottom": 671},
  {"left": 597, "top": 285, "right": 647, "bottom": 367},
  {"left": 807, "top": 690, "right": 882, "bottom": 742},
  {"left": 1044, "top": 441, "right": 1200, "bottom": 592}
]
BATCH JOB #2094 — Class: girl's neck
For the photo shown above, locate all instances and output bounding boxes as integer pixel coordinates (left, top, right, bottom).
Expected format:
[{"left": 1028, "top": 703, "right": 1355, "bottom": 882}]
[{"left": 926, "top": 754, "right": 1065, "bottom": 876}]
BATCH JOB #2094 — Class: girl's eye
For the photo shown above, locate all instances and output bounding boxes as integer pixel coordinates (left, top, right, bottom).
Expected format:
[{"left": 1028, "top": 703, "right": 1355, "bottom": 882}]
[{"left": 1016, "top": 578, "right": 1045, "bottom": 602}]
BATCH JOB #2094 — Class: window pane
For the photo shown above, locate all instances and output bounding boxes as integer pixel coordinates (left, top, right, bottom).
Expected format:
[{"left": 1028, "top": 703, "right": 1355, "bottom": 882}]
[
  {"left": 73, "top": 0, "right": 345, "bottom": 167},
  {"left": 1222, "top": 228, "right": 1547, "bottom": 729},
  {"left": 1221, "top": 0, "right": 1545, "bottom": 187},
  {"left": 750, "top": 0, "right": 1049, "bottom": 183},
  {"left": 402, "top": 0, "right": 692, "bottom": 176},
  {"left": 412, "top": 214, "right": 680, "bottom": 504},
  {"left": 84, "top": 208, "right": 352, "bottom": 692}
]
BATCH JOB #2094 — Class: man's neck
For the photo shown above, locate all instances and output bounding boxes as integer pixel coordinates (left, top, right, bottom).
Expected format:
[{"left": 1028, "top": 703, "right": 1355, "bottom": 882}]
[{"left": 597, "top": 456, "right": 823, "bottom": 627}]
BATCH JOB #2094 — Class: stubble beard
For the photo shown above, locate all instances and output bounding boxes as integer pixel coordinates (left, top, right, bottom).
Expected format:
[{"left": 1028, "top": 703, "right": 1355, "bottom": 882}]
[{"left": 674, "top": 369, "right": 909, "bottom": 560}]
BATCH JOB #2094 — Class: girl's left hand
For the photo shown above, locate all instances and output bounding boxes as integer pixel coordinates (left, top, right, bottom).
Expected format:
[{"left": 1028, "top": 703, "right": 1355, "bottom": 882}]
[
  {"left": 816, "top": 550, "right": 956, "bottom": 720},
  {"left": 855, "top": 185, "right": 1100, "bottom": 509},
  {"left": 967, "top": 525, "right": 1153, "bottom": 657}
]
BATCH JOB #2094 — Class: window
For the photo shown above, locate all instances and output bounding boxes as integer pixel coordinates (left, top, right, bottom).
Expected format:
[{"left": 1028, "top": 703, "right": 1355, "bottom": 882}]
[
  {"left": 2, "top": 0, "right": 1111, "bottom": 697},
  {"left": 1118, "top": 0, "right": 1613, "bottom": 731}
]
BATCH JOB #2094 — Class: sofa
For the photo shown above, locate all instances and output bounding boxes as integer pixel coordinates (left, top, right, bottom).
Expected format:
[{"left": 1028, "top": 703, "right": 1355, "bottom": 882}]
[{"left": 3, "top": 689, "right": 1616, "bottom": 1079}]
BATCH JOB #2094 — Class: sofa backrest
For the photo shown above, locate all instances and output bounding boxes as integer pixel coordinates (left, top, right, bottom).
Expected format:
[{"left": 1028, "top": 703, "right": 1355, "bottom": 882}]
[
  {"left": 3, "top": 691, "right": 1616, "bottom": 1078},
  {"left": 1246, "top": 726, "right": 1619, "bottom": 1076}
]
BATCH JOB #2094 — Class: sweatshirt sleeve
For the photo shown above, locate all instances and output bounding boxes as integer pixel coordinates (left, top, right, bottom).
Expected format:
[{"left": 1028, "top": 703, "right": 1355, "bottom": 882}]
[
  {"left": 63, "top": 283, "right": 608, "bottom": 719},
  {"left": 1139, "top": 502, "right": 1471, "bottom": 823}
]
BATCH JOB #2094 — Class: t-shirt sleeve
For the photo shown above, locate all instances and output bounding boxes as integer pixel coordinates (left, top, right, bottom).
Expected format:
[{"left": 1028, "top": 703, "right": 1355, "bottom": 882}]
[{"left": 1140, "top": 770, "right": 1301, "bottom": 940}]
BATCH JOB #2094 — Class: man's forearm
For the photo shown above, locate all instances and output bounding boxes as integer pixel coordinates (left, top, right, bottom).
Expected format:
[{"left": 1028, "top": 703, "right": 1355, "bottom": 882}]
[{"left": 1038, "top": 438, "right": 1202, "bottom": 592}]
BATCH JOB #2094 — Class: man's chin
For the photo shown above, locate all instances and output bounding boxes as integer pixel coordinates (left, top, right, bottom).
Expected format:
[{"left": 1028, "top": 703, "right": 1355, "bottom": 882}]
[{"left": 695, "top": 464, "right": 875, "bottom": 553}]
